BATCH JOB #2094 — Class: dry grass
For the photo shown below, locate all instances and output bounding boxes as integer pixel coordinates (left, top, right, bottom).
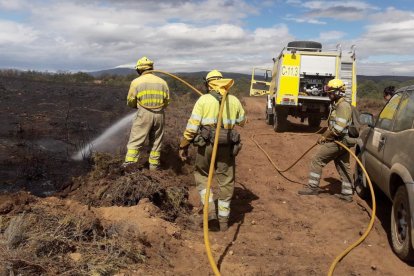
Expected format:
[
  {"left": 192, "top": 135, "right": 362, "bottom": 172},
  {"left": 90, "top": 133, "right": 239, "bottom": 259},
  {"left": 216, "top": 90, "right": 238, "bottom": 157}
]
[
  {"left": 3, "top": 213, "right": 27, "bottom": 249},
  {"left": 357, "top": 97, "right": 384, "bottom": 116},
  {"left": 66, "top": 153, "right": 191, "bottom": 221},
  {"left": 0, "top": 205, "right": 147, "bottom": 275}
]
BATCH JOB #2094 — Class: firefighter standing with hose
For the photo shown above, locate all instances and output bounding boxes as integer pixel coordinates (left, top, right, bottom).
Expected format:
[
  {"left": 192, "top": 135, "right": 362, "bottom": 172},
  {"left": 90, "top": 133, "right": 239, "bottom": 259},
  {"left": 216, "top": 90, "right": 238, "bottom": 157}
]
[
  {"left": 298, "top": 79, "right": 355, "bottom": 202},
  {"left": 123, "top": 56, "right": 170, "bottom": 170},
  {"left": 179, "top": 70, "right": 246, "bottom": 231}
]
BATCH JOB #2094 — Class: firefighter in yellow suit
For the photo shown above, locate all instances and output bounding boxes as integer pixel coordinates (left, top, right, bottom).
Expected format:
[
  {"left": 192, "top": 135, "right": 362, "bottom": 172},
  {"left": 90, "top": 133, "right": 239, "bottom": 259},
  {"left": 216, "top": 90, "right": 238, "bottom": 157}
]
[
  {"left": 123, "top": 57, "right": 170, "bottom": 170},
  {"left": 298, "top": 79, "right": 354, "bottom": 202},
  {"left": 179, "top": 70, "right": 246, "bottom": 231}
]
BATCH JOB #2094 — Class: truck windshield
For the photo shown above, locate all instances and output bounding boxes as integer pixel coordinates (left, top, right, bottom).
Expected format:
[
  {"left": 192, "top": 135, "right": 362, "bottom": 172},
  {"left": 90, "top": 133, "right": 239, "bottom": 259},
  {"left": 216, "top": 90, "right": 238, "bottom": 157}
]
[{"left": 253, "top": 69, "right": 271, "bottom": 82}]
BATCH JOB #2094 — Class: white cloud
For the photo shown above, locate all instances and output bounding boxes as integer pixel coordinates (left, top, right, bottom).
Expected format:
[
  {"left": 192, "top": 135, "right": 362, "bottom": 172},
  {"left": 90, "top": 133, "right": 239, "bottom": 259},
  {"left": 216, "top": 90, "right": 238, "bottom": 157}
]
[
  {"left": 323, "top": 7, "right": 414, "bottom": 76},
  {"left": 290, "top": 0, "right": 379, "bottom": 21},
  {"left": 286, "top": 0, "right": 301, "bottom": 4},
  {"left": 0, "top": 20, "right": 38, "bottom": 45},
  {"left": 0, "top": 0, "right": 291, "bottom": 72},
  {"left": 303, "top": 0, "right": 375, "bottom": 11},
  {"left": 355, "top": 9, "right": 414, "bottom": 58},
  {"left": 369, "top": 7, "right": 414, "bottom": 23},
  {"left": 284, "top": 15, "right": 326, "bottom": 25},
  {"left": 319, "top": 30, "right": 346, "bottom": 41},
  {"left": 1, "top": 0, "right": 414, "bottom": 76},
  {"left": 358, "top": 60, "right": 414, "bottom": 76},
  {"left": 0, "top": 0, "right": 27, "bottom": 10}
]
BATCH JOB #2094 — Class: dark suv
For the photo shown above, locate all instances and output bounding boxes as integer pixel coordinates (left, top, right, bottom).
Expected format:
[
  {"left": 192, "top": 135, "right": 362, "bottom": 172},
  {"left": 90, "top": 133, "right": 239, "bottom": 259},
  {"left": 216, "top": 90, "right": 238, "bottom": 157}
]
[{"left": 355, "top": 86, "right": 414, "bottom": 261}]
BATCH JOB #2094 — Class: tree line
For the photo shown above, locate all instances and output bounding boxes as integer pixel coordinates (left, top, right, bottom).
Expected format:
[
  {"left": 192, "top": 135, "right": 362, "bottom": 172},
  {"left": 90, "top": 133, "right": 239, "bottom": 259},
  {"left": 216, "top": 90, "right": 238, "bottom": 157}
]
[{"left": 1, "top": 69, "right": 413, "bottom": 99}]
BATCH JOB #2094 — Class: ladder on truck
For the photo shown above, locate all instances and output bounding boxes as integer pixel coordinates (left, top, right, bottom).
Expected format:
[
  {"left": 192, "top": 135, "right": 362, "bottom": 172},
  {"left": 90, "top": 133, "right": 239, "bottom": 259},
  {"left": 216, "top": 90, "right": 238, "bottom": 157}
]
[{"left": 340, "top": 45, "right": 356, "bottom": 105}]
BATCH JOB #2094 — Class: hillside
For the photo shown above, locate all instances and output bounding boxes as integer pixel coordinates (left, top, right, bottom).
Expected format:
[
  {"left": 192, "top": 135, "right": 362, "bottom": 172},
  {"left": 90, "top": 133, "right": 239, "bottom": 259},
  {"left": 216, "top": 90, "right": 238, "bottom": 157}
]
[
  {"left": 87, "top": 68, "right": 251, "bottom": 79},
  {"left": 1, "top": 68, "right": 414, "bottom": 99},
  {"left": 89, "top": 67, "right": 414, "bottom": 81}
]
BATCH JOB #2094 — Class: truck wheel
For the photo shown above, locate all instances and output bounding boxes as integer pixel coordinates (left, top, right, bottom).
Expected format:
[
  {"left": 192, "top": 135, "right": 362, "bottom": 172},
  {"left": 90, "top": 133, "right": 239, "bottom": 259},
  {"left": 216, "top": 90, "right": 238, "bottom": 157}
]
[
  {"left": 287, "top": 41, "right": 322, "bottom": 49},
  {"left": 273, "top": 109, "right": 287, "bottom": 132},
  {"left": 265, "top": 108, "right": 274, "bottom": 125},
  {"left": 391, "top": 185, "right": 414, "bottom": 261},
  {"left": 308, "top": 116, "right": 321, "bottom": 128},
  {"left": 354, "top": 152, "right": 368, "bottom": 199}
]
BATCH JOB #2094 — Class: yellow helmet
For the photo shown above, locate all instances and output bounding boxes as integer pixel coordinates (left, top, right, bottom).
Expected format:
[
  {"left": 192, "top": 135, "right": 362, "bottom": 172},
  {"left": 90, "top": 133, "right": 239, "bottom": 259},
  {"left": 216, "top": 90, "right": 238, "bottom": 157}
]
[
  {"left": 135, "top": 56, "right": 154, "bottom": 71},
  {"left": 206, "top": 70, "right": 223, "bottom": 82},
  {"left": 326, "top": 78, "right": 345, "bottom": 93}
]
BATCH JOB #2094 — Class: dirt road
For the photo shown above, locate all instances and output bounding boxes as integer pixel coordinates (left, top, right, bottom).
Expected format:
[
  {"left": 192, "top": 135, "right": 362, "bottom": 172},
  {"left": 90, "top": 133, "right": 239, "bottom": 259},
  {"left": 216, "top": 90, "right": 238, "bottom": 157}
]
[{"left": 165, "top": 96, "right": 414, "bottom": 275}]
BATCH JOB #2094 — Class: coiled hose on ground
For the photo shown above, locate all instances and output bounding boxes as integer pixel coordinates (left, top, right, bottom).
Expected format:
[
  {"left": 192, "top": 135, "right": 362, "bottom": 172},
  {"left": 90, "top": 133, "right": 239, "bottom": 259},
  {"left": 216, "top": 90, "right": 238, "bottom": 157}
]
[
  {"left": 250, "top": 134, "right": 376, "bottom": 276},
  {"left": 147, "top": 70, "right": 376, "bottom": 276}
]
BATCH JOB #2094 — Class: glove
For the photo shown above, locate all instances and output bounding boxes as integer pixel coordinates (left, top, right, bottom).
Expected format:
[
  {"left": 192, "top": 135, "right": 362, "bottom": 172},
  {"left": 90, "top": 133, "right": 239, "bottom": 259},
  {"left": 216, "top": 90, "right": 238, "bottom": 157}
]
[
  {"left": 179, "top": 138, "right": 190, "bottom": 161},
  {"left": 318, "top": 129, "right": 336, "bottom": 144},
  {"left": 317, "top": 135, "right": 327, "bottom": 144},
  {"left": 179, "top": 137, "right": 191, "bottom": 149},
  {"left": 179, "top": 147, "right": 188, "bottom": 161}
]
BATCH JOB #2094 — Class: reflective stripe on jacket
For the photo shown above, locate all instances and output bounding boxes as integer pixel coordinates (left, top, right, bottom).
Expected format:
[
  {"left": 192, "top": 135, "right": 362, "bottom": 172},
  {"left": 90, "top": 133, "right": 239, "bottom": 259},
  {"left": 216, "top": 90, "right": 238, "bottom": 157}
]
[
  {"left": 328, "top": 98, "right": 352, "bottom": 136},
  {"left": 183, "top": 92, "right": 246, "bottom": 141},
  {"left": 127, "top": 73, "right": 170, "bottom": 111}
]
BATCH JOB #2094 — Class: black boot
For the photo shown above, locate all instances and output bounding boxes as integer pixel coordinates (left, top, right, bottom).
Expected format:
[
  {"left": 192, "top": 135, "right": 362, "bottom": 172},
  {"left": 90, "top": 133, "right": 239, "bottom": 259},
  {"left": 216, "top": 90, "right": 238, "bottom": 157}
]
[
  {"left": 218, "top": 216, "right": 229, "bottom": 232},
  {"left": 335, "top": 193, "right": 353, "bottom": 202},
  {"left": 298, "top": 186, "right": 319, "bottom": 195}
]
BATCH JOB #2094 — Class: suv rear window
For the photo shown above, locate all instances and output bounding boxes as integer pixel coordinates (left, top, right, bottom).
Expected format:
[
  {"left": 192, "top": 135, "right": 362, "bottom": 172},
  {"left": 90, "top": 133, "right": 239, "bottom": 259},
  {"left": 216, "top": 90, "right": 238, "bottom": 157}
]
[
  {"left": 377, "top": 93, "right": 402, "bottom": 130},
  {"left": 393, "top": 91, "right": 414, "bottom": 132}
]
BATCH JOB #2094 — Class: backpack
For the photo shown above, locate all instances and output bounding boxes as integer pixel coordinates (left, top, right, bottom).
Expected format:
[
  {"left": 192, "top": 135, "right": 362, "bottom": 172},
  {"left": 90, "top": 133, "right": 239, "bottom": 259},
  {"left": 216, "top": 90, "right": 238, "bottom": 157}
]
[{"left": 348, "top": 105, "right": 361, "bottom": 138}]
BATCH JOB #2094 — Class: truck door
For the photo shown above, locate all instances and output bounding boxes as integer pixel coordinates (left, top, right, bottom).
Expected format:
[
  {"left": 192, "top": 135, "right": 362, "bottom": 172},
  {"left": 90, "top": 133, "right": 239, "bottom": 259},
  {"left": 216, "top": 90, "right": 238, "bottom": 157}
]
[
  {"left": 250, "top": 68, "right": 271, "bottom": 96},
  {"left": 276, "top": 53, "right": 300, "bottom": 105},
  {"left": 364, "top": 93, "right": 402, "bottom": 187},
  {"left": 382, "top": 91, "right": 414, "bottom": 196}
]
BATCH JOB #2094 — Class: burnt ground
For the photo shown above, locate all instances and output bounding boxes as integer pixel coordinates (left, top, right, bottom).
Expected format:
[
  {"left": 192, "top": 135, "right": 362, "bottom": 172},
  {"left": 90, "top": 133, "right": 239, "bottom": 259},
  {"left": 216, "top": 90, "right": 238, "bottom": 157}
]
[
  {"left": 0, "top": 76, "right": 195, "bottom": 195},
  {"left": 1, "top": 76, "right": 413, "bottom": 275},
  {"left": 0, "top": 76, "right": 128, "bottom": 195}
]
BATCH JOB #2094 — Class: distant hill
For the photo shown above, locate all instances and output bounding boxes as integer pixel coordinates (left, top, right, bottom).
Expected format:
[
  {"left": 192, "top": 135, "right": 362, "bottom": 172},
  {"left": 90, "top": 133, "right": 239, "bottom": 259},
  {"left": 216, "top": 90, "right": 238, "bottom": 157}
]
[
  {"left": 87, "top": 68, "right": 251, "bottom": 80},
  {"left": 87, "top": 67, "right": 135, "bottom": 77},
  {"left": 357, "top": 75, "right": 414, "bottom": 82},
  {"left": 88, "top": 67, "right": 413, "bottom": 83}
]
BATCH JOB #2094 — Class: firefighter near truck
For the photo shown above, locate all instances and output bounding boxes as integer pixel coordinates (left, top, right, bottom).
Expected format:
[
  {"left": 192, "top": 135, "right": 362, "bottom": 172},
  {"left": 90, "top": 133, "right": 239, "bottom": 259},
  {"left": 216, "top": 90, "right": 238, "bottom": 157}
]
[{"left": 251, "top": 41, "right": 357, "bottom": 132}]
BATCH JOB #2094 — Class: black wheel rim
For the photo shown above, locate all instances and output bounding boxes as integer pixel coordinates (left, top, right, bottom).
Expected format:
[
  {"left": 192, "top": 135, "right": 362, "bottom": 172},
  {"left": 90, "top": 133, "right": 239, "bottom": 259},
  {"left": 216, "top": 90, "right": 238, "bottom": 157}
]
[
  {"left": 396, "top": 201, "right": 408, "bottom": 244},
  {"left": 355, "top": 163, "right": 363, "bottom": 191}
]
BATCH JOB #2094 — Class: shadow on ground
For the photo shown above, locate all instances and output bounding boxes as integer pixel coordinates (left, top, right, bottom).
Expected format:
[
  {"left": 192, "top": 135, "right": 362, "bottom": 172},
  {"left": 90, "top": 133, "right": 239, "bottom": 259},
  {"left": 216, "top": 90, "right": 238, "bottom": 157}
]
[{"left": 217, "top": 182, "right": 259, "bottom": 269}]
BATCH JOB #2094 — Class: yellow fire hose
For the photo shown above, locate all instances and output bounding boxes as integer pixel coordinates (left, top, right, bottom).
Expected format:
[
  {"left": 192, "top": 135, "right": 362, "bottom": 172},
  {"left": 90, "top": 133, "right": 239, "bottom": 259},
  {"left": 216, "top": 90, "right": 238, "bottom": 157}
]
[
  {"left": 148, "top": 70, "right": 204, "bottom": 96},
  {"left": 328, "top": 140, "right": 376, "bottom": 276},
  {"left": 202, "top": 90, "right": 228, "bottom": 276},
  {"left": 250, "top": 134, "right": 376, "bottom": 276},
  {"left": 147, "top": 70, "right": 375, "bottom": 275},
  {"left": 251, "top": 133, "right": 317, "bottom": 173},
  {"left": 147, "top": 70, "right": 221, "bottom": 275}
]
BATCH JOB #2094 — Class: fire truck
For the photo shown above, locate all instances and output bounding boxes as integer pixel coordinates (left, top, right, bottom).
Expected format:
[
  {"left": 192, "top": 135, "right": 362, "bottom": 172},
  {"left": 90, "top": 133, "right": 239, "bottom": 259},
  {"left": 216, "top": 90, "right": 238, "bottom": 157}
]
[{"left": 250, "top": 41, "right": 357, "bottom": 132}]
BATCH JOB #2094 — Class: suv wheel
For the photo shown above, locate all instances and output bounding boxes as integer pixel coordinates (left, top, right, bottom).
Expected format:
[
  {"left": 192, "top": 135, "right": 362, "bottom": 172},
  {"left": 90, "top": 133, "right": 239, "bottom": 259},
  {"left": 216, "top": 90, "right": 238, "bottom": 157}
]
[
  {"left": 391, "top": 185, "right": 414, "bottom": 261},
  {"left": 354, "top": 154, "right": 368, "bottom": 199}
]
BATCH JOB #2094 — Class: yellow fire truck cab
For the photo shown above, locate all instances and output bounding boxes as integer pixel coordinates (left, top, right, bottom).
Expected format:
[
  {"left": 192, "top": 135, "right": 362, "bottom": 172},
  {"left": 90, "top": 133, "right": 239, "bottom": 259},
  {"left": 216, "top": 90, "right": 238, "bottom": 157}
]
[{"left": 251, "top": 41, "right": 357, "bottom": 132}]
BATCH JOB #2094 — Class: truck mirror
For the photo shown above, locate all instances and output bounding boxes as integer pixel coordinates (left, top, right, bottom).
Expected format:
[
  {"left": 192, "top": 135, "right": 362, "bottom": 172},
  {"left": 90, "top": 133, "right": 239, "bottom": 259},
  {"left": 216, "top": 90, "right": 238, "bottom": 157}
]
[{"left": 359, "top": 112, "right": 374, "bottom": 127}]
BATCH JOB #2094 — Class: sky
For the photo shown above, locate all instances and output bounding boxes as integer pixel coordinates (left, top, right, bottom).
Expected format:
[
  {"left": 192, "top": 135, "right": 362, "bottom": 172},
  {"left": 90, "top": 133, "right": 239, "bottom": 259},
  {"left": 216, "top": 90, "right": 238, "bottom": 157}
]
[{"left": 1, "top": 0, "right": 414, "bottom": 76}]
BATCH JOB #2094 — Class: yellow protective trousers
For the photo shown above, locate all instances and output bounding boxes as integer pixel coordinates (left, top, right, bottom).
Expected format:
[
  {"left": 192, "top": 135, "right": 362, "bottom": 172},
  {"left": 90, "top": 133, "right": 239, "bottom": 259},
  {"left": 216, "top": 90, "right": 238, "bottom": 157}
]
[
  {"left": 195, "top": 143, "right": 235, "bottom": 221},
  {"left": 308, "top": 140, "right": 353, "bottom": 195},
  {"left": 125, "top": 107, "right": 164, "bottom": 168}
]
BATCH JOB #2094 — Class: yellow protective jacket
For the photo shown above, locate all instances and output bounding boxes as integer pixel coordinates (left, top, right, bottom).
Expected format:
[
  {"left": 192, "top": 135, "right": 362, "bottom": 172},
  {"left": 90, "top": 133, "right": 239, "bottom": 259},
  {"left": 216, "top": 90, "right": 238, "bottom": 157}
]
[
  {"left": 127, "top": 73, "right": 170, "bottom": 111},
  {"left": 183, "top": 92, "right": 246, "bottom": 142},
  {"left": 328, "top": 97, "right": 352, "bottom": 137}
]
